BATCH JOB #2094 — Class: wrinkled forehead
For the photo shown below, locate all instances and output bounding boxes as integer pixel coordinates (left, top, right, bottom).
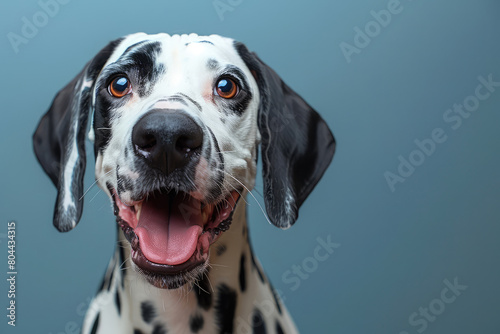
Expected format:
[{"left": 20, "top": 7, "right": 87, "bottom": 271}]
[{"left": 102, "top": 33, "right": 243, "bottom": 78}]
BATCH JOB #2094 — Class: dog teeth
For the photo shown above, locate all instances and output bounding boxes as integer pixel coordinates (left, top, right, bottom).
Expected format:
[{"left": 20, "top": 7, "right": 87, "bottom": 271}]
[
  {"left": 135, "top": 203, "right": 142, "bottom": 221},
  {"left": 201, "top": 203, "right": 214, "bottom": 223}
]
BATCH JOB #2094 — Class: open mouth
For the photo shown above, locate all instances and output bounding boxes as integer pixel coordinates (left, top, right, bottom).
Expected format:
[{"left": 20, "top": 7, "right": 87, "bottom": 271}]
[{"left": 113, "top": 188, "right": 240, "bottom": 288}]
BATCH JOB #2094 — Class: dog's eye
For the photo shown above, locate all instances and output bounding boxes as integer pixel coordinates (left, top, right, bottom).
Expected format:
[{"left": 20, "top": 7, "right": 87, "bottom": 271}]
[
  {"left": 215, "top": 78, "right": 238, "bottom": 99},
  {"left": 109, "top": 76, "right": 132, "bottom": 98}
]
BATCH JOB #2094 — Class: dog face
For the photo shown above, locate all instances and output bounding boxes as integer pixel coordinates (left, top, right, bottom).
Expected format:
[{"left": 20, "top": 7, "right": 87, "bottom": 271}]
[{"left": 33, "top": 33, "right": 335, "bottom": 288}]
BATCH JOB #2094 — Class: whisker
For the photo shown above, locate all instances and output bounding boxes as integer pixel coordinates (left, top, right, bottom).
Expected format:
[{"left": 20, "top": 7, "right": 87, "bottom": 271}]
[
  {"left": 209, "top": 263, "right": 229, "bottom": 268},
  {"left": 88, "top": 189, "right": 103, "bottom": 204},
  {"left": 80, "top": 169, "right": 113, "bottom": 201},
  {"left": 222, "top": 171, "right": 272, "bottom": 226}
]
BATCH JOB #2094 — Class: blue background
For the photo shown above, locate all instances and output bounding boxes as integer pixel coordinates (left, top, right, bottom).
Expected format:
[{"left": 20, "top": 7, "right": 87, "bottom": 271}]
[{"left": 1, "top": 0, "right": 500, "bottom": 333}]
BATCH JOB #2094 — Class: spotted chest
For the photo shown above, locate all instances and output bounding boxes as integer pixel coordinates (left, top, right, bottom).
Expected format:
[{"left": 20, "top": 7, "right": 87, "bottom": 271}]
[{"left": 82, "top": 217, "right": 296, "bottom": 334}]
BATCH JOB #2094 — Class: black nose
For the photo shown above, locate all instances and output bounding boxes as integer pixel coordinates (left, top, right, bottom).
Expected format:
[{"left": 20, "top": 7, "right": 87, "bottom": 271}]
[{"left": 132, "top": 110, "right": 203, "bottom": 175}]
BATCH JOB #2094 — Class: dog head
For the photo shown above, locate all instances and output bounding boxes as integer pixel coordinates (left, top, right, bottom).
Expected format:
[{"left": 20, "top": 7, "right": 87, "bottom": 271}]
[{"left": 33, "top": 33, "right": 335, "bottom": 288}]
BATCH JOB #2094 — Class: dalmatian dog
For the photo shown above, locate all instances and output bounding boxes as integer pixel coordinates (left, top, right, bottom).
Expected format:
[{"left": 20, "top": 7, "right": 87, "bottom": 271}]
[{"left": 33, "top": 33, "right": 335, "bottom": 334}]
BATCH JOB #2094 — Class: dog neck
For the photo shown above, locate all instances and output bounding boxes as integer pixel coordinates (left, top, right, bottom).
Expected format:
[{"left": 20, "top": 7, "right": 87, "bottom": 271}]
[{"left": 82, "top": 196, "right": 297, "bottom": 333}]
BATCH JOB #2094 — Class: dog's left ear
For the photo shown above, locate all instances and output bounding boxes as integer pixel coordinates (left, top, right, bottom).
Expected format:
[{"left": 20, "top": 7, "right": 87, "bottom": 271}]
[
  {"left": 32, "top": 39, "right": 122, "bottom": 232},
  {"left": 235, "top": 42, "right": 336, "bottom": 229}
]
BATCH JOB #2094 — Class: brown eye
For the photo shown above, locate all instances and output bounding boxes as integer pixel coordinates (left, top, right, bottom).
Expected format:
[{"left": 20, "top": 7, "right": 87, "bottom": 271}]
[
  {"left": 109, "top": 76, "right": 131, "bottom": 98},
  {"left": 215, "top": 78, "right": 238, "bottom": 99}
]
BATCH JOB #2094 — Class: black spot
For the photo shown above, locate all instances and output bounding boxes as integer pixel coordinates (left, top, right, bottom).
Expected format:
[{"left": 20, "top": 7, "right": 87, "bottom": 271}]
[
  {"left": 115, "top": 289, "right": 121, "bottom": 316},
  {"left": 90, "top": 313, "right": 100, "bottom": 334},
  {"left": 239, "top": 253, "right": 247, "bottom": 292},
  {"left": 134, "top": 330, "right": 144, "bottom": 334},
  {"left": 249, "top": 246, "right": 265, "bottom": 283},
  {"left": 97, "top": 274, "right": 106, "bottom": 292},
  {"left": 255, "top": 263, "right": 265, "bottom": 283},
  {"left": 215, "top": 283, "right": 237, "bottom": 334},
  {"left": 106, "top": 267, "right": 114, "bottom": 291},
  {"left": 251, "top": 308, "right": 267, "bottom": 334},
  {"left": 276, "top": 320, "right": 284, "bottom": 334},
  {"left": 216, "top": 244, "right": 227, "bottom": 256},
  {"left": 194, "top": 274, "right": 212, "bottom": 310},
  {"left": 270, "top": 285, "right": 282, "bottom": 315},
  {"left": 190, "top": 313, "right": 204, "bottom": 333},
  {"left": 141, "top": 301, "right": 156, "bottom": 324},
  {"left": 152, "top": 323, "right": 167, "bottom": 334},
  {"left": 207, "top": 58, "right": 220, "bottom": 70}
]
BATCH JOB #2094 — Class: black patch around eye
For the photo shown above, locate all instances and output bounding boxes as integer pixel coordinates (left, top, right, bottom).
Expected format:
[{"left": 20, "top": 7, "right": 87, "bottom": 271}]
[
  {"left": 93, "top": 42, "right": 165, "bottom": 153},
  {"left": 120, "top": 42, "right": 164, "bottom": 96},
  {"left": 215, "top": 66, "right": 252, "bottom": 116}
]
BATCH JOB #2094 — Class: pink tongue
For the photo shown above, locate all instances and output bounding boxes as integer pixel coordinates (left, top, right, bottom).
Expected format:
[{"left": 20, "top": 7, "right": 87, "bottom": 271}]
[{"left": 135, "top": 193, "right": 203, "bottom": 265}]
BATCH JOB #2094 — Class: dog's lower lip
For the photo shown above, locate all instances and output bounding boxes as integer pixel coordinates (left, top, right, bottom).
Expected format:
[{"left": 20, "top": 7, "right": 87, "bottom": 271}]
[{"left": 131, "top": 245, "right": 205, "bottom": 276}]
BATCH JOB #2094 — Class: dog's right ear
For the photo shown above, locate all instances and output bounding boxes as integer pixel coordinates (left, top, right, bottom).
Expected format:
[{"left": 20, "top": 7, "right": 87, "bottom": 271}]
[
  {"left": 32, "top": 38, "right": 122, "bottom": 232},
  {"left": 235, "top": 42, "right": 336, "bottom": 230}
]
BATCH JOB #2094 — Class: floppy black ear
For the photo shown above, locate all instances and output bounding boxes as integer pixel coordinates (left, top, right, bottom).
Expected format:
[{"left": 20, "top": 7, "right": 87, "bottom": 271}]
[
  {"left": 33, "top": 39, "right": 122, "bottom": 232},
  {"left": 235, "top": 42, "right": 336, "bottom": 229}
]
